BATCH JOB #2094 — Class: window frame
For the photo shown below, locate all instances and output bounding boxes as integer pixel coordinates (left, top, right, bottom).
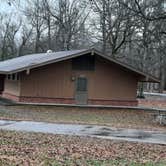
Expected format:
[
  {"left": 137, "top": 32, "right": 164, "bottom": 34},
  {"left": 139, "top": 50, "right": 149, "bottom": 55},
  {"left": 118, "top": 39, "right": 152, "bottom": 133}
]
[
  {"left": 76, "top": 77, "right": 88, "bottom": 92},
  {"left": 7, "top": 73, "right": 20, "bottom": 81}
]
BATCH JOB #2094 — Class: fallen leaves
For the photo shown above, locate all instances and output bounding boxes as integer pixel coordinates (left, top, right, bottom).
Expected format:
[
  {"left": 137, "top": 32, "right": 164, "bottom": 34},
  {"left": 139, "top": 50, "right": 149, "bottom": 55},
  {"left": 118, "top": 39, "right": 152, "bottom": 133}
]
[{"left": 0, "top": 130, "right": 166, "bottom": 166}]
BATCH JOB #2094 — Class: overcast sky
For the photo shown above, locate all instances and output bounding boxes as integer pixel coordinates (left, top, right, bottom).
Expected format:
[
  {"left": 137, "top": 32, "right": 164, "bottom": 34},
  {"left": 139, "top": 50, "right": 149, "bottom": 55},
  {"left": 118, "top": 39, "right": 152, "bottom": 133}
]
[
  {"left": 0, "top": 0, "right": 26, "bottom": 17},
  {"left": 0, "top": 0, "right": 15, "bottom": 13}
]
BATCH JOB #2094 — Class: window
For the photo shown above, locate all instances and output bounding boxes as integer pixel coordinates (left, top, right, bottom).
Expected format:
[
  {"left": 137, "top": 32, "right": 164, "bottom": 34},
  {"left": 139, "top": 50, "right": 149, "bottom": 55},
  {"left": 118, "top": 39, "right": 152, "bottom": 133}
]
[
  {"left": 7, "top": 73, "right": 20, "bottom": 81},
  {"left": 76, "top": 77, "right": 87, "bottom": 91},
  {"left": 12, "top": 74, "right": 16, "bottom": 80},
  {"left": 72, "top": 55, "right": 95, "bottom": 71},
  {"left": 7, "top": 74, "right": 11, "bottom": 80}
]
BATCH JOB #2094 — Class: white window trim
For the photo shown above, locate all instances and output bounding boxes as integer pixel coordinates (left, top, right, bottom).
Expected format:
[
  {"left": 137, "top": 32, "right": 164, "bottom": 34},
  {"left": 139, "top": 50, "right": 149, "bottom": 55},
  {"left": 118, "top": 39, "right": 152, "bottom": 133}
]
[{"left": 7, "top": 73, "right": 19, "bottom": 81}]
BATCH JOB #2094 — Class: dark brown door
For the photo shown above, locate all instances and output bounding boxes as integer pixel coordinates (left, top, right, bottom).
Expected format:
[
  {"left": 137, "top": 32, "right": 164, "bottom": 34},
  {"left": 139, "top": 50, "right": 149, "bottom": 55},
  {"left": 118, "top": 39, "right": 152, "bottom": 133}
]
[
  {"left": 75, "top": 77, "right": 88, "bottom": 105},
  {"left": 0, "top": 75, "right": 5, "bottom": 94}
]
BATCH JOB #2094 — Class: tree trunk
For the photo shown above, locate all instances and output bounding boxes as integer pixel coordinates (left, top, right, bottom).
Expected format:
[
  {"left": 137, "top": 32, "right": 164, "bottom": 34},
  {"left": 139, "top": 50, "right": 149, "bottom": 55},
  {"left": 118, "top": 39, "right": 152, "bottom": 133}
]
[{"left": 102, "top": 0, "right": 106, "bottom": 54}]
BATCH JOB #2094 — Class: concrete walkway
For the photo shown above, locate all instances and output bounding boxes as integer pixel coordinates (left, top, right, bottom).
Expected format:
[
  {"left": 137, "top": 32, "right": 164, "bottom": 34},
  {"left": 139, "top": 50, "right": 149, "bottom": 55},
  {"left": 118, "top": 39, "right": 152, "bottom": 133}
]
[{"left": 0, "top": 120, "right": 166, "bottom": 145}]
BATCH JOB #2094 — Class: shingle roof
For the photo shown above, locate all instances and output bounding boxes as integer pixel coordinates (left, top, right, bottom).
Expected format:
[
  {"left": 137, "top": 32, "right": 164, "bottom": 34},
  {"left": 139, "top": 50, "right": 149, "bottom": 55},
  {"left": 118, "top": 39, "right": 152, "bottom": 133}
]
[
  {"left": 0, "top": 49, "right": 89, "bottom": 74},
  {"left": 0, "top": 48, "right": 159, "bottom": 82}
]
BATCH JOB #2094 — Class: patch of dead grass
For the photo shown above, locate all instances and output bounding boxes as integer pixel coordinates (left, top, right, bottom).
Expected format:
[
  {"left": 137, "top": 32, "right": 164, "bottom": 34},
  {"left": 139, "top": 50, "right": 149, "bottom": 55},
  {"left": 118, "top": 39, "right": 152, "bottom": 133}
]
[{"left": 0, "top": 105, "right": 165, "bottom": 131}]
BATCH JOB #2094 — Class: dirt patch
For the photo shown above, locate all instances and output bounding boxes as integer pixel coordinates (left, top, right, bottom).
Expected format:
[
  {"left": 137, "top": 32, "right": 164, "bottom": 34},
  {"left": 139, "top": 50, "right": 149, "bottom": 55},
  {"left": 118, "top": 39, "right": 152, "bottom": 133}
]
[{"left": 138, "top": 94, "right": 166, "bottom": 110}]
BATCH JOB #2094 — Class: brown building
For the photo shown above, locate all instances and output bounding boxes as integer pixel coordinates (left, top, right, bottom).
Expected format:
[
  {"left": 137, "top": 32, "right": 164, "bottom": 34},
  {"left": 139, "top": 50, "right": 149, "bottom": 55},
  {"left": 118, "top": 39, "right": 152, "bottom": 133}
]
[{"left": 0, "top": 49, "right": 159, "bottom": 106}]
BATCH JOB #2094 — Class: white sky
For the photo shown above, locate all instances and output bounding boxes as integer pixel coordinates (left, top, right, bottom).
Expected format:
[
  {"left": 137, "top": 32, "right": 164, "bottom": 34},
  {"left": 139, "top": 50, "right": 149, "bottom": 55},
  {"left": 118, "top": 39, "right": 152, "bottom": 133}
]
[
  {"left": 0, "top": 0, "right": 16, "bottom": 13},
  {"left": 0, "top": 0, "right": 27, "bottom": 19}
]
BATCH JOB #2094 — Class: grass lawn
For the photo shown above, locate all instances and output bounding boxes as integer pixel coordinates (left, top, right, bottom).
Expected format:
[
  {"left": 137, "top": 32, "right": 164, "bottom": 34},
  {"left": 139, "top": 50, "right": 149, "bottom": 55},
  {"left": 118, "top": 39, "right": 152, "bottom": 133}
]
[
  {"left": 0, "top": 130, "right": 166, "bottom": 166},
  {"left": 0, "top": 105, "right": 165, "bottom": 131}
]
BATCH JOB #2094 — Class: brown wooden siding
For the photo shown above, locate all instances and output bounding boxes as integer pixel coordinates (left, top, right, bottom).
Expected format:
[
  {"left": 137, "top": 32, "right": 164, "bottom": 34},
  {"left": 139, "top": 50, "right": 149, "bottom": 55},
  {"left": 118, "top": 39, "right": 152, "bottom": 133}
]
[
  {"left": 3, "top": 79, "right": 20, "bottom": 96},
  {"left": 19, "top": 54, "right": 138, "bottom": 101},
  {"left": 20, "top": 61, "right": 74, "bottom": 98}
]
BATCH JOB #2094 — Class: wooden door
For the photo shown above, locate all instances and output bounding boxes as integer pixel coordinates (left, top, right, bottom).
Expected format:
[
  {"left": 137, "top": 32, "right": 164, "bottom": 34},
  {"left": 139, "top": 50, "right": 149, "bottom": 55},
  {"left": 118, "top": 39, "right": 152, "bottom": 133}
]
[{"left": 75, "top": 77, "right": 88, "bottom": 105}]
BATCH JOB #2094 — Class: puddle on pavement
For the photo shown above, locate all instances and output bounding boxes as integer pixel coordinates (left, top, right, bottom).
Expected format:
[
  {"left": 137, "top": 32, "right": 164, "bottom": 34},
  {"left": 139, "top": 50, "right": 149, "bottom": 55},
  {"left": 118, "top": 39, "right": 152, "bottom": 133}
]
[
  {"left": 81, "top": 129, "right": 86, "bottom": 132},
  {"left": 114, "top": 134, "right": 151, "bottom": 139},
  {"left": 85, "top": 126, "right": 93, "bottom": 129},
  {"left": 101, "top": 127, "right": 114, "bottom": 131},
  {"left": 93, "top": 130, "right": 152, "bottom": 139},
  {"left": 93, "top": 131, "right": 110, "bottom": 136}
]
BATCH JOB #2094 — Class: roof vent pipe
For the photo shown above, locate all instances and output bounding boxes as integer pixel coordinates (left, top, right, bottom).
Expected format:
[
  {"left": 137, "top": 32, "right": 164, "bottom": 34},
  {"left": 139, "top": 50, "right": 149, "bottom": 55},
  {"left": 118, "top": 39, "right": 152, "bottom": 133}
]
[{"left": 47, "top": 50, "right": 53, "bottom": 53}]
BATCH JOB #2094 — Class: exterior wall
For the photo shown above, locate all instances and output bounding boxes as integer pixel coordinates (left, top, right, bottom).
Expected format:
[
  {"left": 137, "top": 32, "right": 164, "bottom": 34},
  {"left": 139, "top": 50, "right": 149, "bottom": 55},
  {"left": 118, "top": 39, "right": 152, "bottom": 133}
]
[
  {"left": 17, "top": 97, "right": 137, "bottom": 106},
  {"left": 3, "top": 54, "right": 139, "bottom": 106},
  {"left": 87, "top": 57, "right": 138, "bottom": 100},
  {"left": 20, "top": 60, "right": 74, "bottom": 99},
  {"left": 2, "top": 92, "right": 20, "bottom": 102},
  {"left": 88, "top": 99, "right": 138, "bottom": 106},
  {"left": 3, "top": 78, "right": 20, "bottom": 100}
]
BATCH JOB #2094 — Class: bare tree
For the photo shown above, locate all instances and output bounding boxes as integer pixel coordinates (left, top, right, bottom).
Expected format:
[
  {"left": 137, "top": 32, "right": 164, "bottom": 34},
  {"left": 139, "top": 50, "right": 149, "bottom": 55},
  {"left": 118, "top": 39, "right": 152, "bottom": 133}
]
[
  {"left": 45, "top": 0, "right": 91, "bottom": 50},
  {"left": 40, "top": 0, "right": 53, "bottom": 50},
  {"left": 0, "top": 14, "right": 21, "bottom": 60},
  {"left": 17, "top": 25, "right": 33, "bottom": 56},
  {"left": 24, "top": 0, "right": 46, "bottom": 53},
  {"left": 119, "top": 0, "right": 166, "bottom": 21},
  {"left": 91, "top": 0, "right": 135, "bottom": 57}
]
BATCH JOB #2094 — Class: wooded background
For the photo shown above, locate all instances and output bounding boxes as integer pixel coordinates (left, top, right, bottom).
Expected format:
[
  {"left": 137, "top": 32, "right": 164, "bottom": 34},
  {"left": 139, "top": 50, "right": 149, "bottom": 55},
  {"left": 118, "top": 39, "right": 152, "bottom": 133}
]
[{"left": 1, "top": 0, "right": 166, "bottom": 92}]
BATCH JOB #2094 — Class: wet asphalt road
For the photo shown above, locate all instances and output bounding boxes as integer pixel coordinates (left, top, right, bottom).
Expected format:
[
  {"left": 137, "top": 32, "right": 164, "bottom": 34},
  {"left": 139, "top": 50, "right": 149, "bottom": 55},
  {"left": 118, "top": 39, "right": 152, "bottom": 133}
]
[{"left": 0, "top": 120, "right": 166, "bottom": 145}]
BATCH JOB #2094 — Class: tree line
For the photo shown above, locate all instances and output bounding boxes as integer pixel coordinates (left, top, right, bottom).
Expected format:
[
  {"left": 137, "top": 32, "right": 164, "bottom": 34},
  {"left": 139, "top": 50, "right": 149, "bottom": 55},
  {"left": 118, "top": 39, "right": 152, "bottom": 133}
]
[{"left": 1, "top": 0, "right": 166, "bottom": 92}]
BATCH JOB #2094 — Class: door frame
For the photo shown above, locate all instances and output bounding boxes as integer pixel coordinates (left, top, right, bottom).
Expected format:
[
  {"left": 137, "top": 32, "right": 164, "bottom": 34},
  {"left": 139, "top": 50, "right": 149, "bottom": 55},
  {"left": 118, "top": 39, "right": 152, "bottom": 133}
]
[{"left": 75, "top": 76, "right": 88, "bottom": 105}]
